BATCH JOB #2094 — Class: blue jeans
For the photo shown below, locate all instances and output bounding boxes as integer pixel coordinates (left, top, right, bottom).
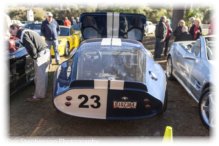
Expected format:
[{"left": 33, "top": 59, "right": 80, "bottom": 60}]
[
  {"left": 154, "top": 38, "right": 164, "bottom": 59},
  {"left": 46, "top": 40, "right": 60, "bottom": 63}
]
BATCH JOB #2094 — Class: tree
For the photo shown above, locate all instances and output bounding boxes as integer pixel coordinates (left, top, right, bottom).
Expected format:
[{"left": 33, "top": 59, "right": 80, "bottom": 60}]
[{"left": 171, "top": 9, "right": 185, "bottom": 30}]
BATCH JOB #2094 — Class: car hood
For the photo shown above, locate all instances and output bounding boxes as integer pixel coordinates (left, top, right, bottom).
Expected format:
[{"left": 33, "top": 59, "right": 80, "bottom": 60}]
[{"left": 58, "top": 36, "right": 68, "bottom": 40}]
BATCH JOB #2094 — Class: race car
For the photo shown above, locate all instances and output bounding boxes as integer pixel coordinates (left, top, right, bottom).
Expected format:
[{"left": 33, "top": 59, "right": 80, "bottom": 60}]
[
  {"left": 9, "top": 39, "right": 34, "bottom": 95},
  {"left": 50, "top": 25, "right": 80, "bottom": 56},
  {"left": 53, "top": 12, "right": 167, "bottom": 119},
  {"left": 24, "top": 22, "right": 42, "bottom": 35},
  {"left": 166, "top": 35, "right": 214, "bottom": 128}
]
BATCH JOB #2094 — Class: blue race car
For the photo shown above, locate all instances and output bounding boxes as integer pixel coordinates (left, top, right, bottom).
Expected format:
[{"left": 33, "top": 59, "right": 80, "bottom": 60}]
[
  {"left": 53, "top": 12, "right": 167, "bottom": 120},
  {"left": 9, "top": 40, "right": 34, "bottom": 95}
]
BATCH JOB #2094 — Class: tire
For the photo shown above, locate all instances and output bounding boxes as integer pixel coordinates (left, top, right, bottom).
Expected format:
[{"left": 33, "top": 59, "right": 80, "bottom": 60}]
[
  {"left": 199, "top": 89, "right": 212, "bottom": 129},
  {"left": 162, "top": 89, "right": 168, "bottom": 113},
  {"left": 65, "top": 42, "right": 70, "bottom": 56},
  {"left": 166, "top": 56, "right": 175, "bottom": 80}
]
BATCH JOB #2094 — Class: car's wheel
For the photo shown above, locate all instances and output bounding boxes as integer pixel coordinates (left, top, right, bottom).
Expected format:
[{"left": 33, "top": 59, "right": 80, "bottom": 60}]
[
  {"left": 65, "top": 42, "right": 70, "bottom": 56},
  {"left": 166, "top": 56, "right": 175, "bottom": 80},
  {"left": 199, "top": 89, "right": 213, "bottom": 129},
  {"left": 162, "top": 89, "right": 168, "bottom": 113}
]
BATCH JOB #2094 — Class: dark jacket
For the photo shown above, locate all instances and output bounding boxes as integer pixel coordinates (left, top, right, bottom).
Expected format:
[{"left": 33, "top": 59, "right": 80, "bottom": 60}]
[
  {"left": 155, "top": 21, "right": 167, "bottom": 39},
  {"left": 17, "top": 29, "right": 47, "bottom": 60},
  {"left": 41, "top": 19, "right": 59, "bottom": 41},
  {"left": 189, "top": 24, "right": 202, "bottom": 40},
  {"left": 173, "top": 26, "right": 192, "bottom": 42},
  {"left": 173, "top": 26, "right": 183, "bottom": 41}
]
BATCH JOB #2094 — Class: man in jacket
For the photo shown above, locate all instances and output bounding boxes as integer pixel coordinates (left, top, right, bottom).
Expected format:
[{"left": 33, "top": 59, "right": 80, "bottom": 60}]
[
  {"left": 41, "top": 12, "right": 60, "bottom": 64},
  {"left": 154, "top": 16, "right": 167, "bottom": 59},
  {"left": 9, "top": 24, "right": 50, "bottom": 102}
]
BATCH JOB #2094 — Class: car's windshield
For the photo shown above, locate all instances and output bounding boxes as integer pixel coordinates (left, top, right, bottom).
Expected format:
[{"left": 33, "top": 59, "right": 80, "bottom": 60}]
[
  {"left": 76, "top": 45, "right": 146, "bottom": 83},
  {"left": 179, "top": 42, "right": 195, "bottom": 53},
  {"left": 60, "top": 27, "right": 70, "bottom": 36},
  {"left": 205, "top": 37, "right": 213, "bottom": 60},
  {"left": 25, "top": 24, "right": 41, "bottom": 30},
  {"left": 72, "top": 24, "right": 80, "bottom": 30},
  {"left": 206, "top": 41, "right": 213, "bottom": 60}
]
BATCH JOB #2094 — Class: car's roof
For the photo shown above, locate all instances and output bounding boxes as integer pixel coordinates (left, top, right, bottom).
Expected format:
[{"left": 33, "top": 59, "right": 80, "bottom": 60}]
[
  {"left": 59, "top": 25, "right": 71, "bottom": 29},
  {"left": 80, "top": 38, "right": 143, "bottom": 48}
]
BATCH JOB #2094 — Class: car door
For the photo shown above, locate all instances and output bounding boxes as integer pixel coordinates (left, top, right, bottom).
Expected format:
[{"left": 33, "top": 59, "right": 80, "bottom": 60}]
[
  {"left": 189, "top": 39, "right": 207, "bottom": 100},
  {"left": 183, "top": 39, "right": 203, "bottom": 99},
  {"left": 173, "top": 43, "right": 189, "bottom": 85},
  {"left": 68, "top": 28, "right": 74, "bottom": 50}
]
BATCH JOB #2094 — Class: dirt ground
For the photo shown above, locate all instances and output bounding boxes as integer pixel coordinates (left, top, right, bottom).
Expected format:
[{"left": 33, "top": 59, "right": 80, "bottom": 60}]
[{"left": 9, "top": 36, "right": 209, "bottom": 137}]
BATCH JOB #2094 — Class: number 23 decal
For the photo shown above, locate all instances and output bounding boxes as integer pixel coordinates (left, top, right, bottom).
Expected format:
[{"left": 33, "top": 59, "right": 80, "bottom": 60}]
[{"left": 78, "top": 95, "right": 101, "bottom": 108}]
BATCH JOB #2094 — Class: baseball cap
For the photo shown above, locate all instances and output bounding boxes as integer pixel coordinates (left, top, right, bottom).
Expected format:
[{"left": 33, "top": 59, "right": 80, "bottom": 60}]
[{"left": 47, "top": 12, "right": 53, "bottom": 17}]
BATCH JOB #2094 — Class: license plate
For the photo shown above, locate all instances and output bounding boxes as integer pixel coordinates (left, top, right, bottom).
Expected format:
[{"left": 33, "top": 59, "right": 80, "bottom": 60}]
[{"left": 113, "top": 101, "right": 137, "bottom": 109}]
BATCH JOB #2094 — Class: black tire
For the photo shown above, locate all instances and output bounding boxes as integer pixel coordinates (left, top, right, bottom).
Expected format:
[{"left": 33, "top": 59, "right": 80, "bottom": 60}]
[
  {"left": 65, "top": 42, "right": 70, "bottom": 56},
  {"left": 199, "top": 89, "right": 211, "bottom": 129},
  {"left": 166, "top": 56, "right": 175, "bottom": 80},
  {"left": 162, "top": 89, "right": 168, "bottom": 113}
]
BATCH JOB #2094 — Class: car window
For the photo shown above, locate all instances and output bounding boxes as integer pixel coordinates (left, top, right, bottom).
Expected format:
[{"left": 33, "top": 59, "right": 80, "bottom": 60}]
[
  {"left": 72, "top": 23, "right": 80, "bottom": 30},
  {"left": 76, "top": 45, "right": 146, "bottom": 83},
  {"left": 34, "top": 24, "right": 41, "bottom": 30},
  {"left": 192, "top": 39, "right": 201, "bottom": 57},
  {"left": 60, "top": 27, "right": 70, "bottom": 36}
]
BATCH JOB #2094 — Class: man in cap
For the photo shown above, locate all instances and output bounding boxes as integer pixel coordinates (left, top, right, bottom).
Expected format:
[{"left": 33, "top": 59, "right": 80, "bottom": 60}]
[{"left": 41, "top": 12, "right": 60, "bottom": 64}]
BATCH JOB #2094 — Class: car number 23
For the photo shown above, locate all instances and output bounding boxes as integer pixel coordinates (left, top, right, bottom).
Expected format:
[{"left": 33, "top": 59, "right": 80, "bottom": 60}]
[{"left": 78, "top": 94, "right": 101, "bottom": 109}]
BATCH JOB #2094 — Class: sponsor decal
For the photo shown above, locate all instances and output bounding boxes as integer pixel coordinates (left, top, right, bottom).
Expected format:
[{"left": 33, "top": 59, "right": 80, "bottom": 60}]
[{"left": 113, "top": 101, "right": 137, "bottom": 109}]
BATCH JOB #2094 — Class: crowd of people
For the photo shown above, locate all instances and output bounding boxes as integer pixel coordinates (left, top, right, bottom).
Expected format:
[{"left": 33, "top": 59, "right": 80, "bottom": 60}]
[{"left": 154, "top": 16, "right": 204, "bottom": 60}]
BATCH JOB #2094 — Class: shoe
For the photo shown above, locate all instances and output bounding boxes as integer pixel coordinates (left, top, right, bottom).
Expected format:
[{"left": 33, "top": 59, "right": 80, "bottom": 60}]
[{"left": 26, "top": 96, "right": 42, "bottom": 102}]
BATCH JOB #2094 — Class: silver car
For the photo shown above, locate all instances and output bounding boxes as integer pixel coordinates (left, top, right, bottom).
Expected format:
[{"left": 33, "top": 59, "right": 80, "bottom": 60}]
[{"left": 166, "top": 36, "right": 214, "bottom": 128}]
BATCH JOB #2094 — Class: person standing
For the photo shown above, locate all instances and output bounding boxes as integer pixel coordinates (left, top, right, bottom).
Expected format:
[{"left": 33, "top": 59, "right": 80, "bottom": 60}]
[
  {"left": 9, "top": 24, "right": 50, "bottom": 102},
  {"left": 164, "top": 19, "right": 172, "bottom": 56},
  {"left": 189, "top": 18, "right": 202, "bottom": 40},
  {"left": 71, "top": 16, "right": 76, "bottom": 26},
  {"left": 154, "top": 16, "right": 167, "bottom": 59},
  {"left": 41, "top": 12, "right": 60, "bottom": 64},
  {"left": 64, "top": 17, "right": 71, "bottom": 27},
  {"left": 173, "top": 20, "right": 189, "bottom": 42}
]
